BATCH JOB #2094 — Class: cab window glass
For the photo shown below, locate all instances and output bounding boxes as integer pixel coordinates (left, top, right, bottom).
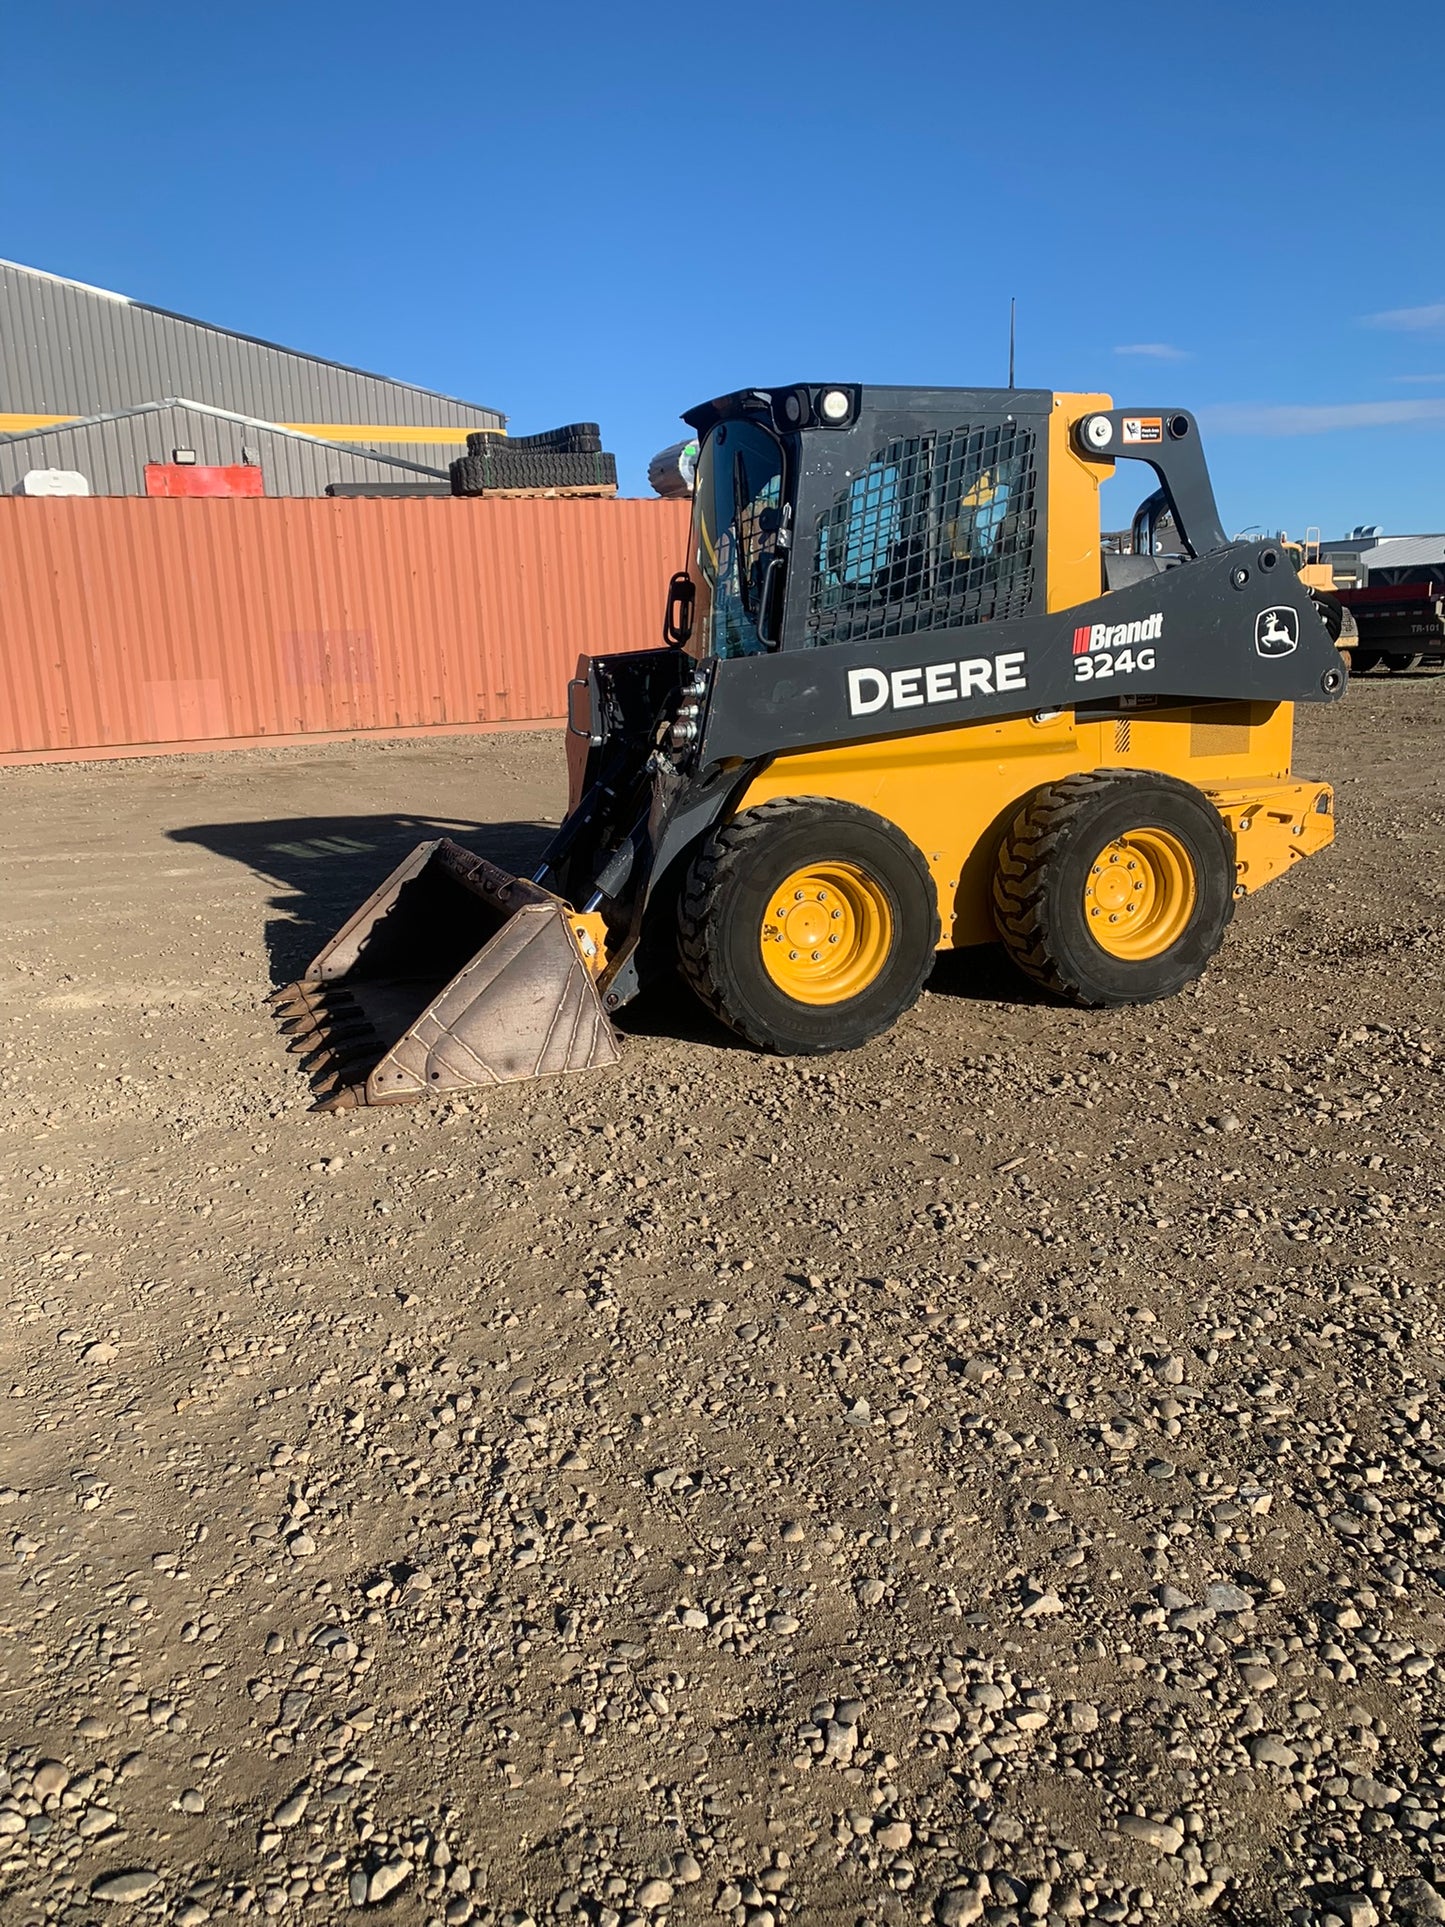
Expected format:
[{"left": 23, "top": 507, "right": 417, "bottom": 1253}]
[
  {"left": 808, "top": 421, "right": 1039, "bottom": 644},
  {"left": 690, "top": 422, "right": 785, "bottom": 658}
]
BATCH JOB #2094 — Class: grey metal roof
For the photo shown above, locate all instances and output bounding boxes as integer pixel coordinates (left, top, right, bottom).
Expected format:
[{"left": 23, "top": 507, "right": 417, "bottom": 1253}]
[
  {"left": 0, "top": 399, "right": 449, "bottom": 499},
  {"left": 1323, "top": 535, "right": 1445, "bottom": 574},
  {"left": 1357, "top": 536, "right": 1445, "bottom": 569},
  {"left": 0, "top": 258, "right": 504, "bottom": 481}
]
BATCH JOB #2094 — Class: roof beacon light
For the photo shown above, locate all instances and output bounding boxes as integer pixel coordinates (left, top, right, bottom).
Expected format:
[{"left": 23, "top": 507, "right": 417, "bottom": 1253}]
[{"left": 819, "top": 388, "right": 851, "bottom": 424}]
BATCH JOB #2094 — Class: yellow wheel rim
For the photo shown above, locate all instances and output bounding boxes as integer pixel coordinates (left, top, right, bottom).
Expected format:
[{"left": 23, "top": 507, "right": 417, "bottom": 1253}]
[
  {"left": 1083, "top": 826, "right": 1197, "bottom": 961},
  {"left": 760, "top": 862, "right": 893, "bottom": 1005}
]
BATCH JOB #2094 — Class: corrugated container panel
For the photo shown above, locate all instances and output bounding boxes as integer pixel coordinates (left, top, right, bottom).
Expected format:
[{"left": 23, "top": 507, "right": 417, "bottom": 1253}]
[
  {"left": 0, "top": 404, "right": 450, "bottom": 500},
  {"left": 0, "top": 496, "right": 691, "bottom": 761}
]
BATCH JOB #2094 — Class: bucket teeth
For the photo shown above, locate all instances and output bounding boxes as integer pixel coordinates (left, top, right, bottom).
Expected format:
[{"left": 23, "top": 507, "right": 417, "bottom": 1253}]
[
  {"left": 311, "top": 1081, "right": 364, "bottom": 1113},
  {"left": 272, "top": 981, "right": 356, "bottom": 1014},
  {"left": 286, "top": 1016, "right": 372, "bottom": 1052},
  {"left": 297, "top": 1036, "right": 376, "bottom": 1076},
  {"left": 278, "top": 1010, "right": 326, "bottom": 1040}
]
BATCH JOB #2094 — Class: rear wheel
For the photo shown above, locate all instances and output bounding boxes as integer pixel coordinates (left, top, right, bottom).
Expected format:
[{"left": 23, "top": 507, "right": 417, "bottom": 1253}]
[
  {"left": 677, "top": 798, "right": 940, "bottom": 1054},
  {"left": 992, "top": 770, "right": 1236, "bottom": 1007},
  {"left": 1386, "top": 651, "right": 1424, "bottom": 674},
  {"left": 1350, "top": 648, "right": 1387, "bottom": 675}
]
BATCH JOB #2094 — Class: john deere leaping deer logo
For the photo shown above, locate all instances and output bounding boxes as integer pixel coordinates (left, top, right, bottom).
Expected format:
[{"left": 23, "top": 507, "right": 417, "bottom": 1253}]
[{"left": 1255, "top": 607, "right": 1300, "bottom": 657}]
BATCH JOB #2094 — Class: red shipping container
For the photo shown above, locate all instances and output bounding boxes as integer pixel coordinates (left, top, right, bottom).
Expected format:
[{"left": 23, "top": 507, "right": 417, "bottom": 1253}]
[
  {"left": 0, "top": 495, "right": 691, "bottom": 763},
  {"left": 145, "top": 463, "right": 265, "bottom": 499}
]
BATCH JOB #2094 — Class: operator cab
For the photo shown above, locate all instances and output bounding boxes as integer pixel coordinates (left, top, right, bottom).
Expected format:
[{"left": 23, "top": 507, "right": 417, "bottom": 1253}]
[{"left": 667, "top": 384, "right": 1044, "bottom": 660}]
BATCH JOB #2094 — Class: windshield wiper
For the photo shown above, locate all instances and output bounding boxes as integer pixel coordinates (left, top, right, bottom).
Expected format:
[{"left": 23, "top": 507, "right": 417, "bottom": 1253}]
[{"left": 733, "top": 450, "right": 755, "bottom": 615}]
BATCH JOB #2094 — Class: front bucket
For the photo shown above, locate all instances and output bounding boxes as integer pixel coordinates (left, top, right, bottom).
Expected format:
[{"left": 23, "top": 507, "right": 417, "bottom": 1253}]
[{"left": 270, "top": 838, "right": 620, "bottom": 1110}]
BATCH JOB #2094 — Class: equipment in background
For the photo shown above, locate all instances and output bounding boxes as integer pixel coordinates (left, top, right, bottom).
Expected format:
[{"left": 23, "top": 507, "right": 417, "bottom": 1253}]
[
  {"left": 648, "top": 438, "right": 699, "bottom": 499},
  {"left": 1309, "top": 531, "right": 1445, "bottom": 675},
  {"left": 1278, "top": 528, "right": 1359, "bottom": 666},
  {"left": 275, "top": 383, "right": 1344, "bottom": 1110}
]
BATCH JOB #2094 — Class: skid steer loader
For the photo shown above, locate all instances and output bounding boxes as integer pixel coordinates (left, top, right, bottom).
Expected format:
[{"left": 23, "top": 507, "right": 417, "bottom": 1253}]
[{"left": 274, "top": 385, "right": 1345, "bottom": 1109}]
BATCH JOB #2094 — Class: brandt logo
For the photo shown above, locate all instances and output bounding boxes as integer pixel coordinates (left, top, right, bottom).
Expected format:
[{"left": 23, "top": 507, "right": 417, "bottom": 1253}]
[
  {"left": 1255, "top": 607, "right": 1300, "bottom": 657},
  {"left": 1073, "top": 613, "right": 1163, "bottom": 655}
]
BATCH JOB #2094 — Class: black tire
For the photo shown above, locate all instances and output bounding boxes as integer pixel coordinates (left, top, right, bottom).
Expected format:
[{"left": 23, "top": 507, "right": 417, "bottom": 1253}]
[
  {"left": 992, "top": 770, "right": 1235, "bottom": 1008},
  {"left": 1386, "top": 652, "right": 1424, "bottom": 674},
  {"left": 677, "top": 798, "right": 940, "bottom": 1055},
  {"left": 508, "top": 422, "right": 604, "bottom": 454},
  {"left": 450, "top": 455, "right": 490, "bottom": 496},
  {"left": 456, "top": 450, "right": 617, "bottom": 493},
  {"left": 1350, "top": 648, "right": 1387, "bottom": 675}
]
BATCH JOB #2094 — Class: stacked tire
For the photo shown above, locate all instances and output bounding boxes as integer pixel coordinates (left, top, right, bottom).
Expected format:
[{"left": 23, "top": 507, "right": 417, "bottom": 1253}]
[
  {"left": 465, "top": 422, "right": 602, "bottom": 456},
  {"left": 450, "top": 425, "right": 617, "bottom": 496}
]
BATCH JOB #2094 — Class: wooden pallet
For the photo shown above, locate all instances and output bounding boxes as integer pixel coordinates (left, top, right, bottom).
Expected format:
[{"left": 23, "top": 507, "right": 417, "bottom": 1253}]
[{"left": 468, "top": 484, "right": 619, "bottom": 501}]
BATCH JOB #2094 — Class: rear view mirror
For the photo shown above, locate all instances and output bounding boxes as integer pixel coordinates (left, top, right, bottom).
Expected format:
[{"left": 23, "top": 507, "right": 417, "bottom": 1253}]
[{"left": 664, "top": 572, "right": 695, "bottom": 648}]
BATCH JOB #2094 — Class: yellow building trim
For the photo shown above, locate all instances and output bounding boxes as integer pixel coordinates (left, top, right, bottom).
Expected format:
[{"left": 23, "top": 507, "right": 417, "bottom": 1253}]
[
  {"left": 0, "top": 413, "right": 503, "bottom": 445},
  {"left": 0, "top": 413, "right": 77, "bottom": 432},
  {"left": 281, "top": 423, "right": 504, "bottom": 444}
]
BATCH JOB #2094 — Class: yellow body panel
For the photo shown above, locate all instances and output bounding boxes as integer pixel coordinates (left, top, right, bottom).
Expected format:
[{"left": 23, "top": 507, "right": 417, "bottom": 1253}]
[
  {"left": 1046, "top": 393, "right": 1113, "bottom": 611},
  {"left": 735, "top": 702, "right": 1331, "bottom": 949},
  {"left": 569, "top": 910, "right": 610, "bottom": 976},
  {"left": 1207, "top": 779, "right": 1335, "bottom": 890}
]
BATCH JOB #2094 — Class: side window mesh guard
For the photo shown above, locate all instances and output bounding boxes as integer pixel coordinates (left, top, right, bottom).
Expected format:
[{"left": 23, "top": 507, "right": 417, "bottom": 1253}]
[{"left": 807, "top": 421, "right": 1038, "bottom": 644}]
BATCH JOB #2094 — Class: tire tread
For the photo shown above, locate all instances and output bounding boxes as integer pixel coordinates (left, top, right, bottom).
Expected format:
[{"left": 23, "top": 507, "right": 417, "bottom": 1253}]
[
  {"left": 991, "top": 768, "right": 1232, "bottom": 1007},
  {"left": 678, "top": 798, "right": 938, "bottom": 1053}
]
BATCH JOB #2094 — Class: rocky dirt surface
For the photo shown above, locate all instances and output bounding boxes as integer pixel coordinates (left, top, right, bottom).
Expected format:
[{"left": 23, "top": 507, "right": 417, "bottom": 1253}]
[{"left": 2, "top": 680, "right": 1444, "bottom": 1927}]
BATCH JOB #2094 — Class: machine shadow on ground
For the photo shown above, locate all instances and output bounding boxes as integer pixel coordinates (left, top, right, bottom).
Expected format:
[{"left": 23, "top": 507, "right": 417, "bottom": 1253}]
[
  {"left": 613, "top": 946, "right": 1048, "bottom": 1066},
  {"left": 170, "top": 814, "right": 1047, "bottom": 1060},
  {"left": 170, "top": 815, "right": 555, "bottom": 982}
]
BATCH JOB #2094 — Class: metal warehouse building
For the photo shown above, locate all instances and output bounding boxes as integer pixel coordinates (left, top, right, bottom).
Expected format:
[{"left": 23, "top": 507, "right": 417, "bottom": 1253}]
[{"left": 0, "top": 257, "right": 505, "bottom": 496}]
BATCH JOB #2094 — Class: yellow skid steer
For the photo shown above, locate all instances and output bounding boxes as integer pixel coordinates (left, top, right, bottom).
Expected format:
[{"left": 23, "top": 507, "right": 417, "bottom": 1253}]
[{"left": 274, "top": 385, "right": 1344, "bottom": 1109}]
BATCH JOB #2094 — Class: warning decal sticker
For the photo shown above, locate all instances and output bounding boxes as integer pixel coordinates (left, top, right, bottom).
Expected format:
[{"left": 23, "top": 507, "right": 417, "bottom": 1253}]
[{"left": 1122, "top": 417, "right": 1164, "bottom": 444}]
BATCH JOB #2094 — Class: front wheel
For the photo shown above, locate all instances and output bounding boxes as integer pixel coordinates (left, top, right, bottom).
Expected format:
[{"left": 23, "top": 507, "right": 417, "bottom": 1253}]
[
  {"left": 677, "top": 798, "right": 940, "bottom": 1054},
  {"left": 992, "top": 770, "right": 1236, "bottom": 1007},
  {"left": 1385, "top": 651, "right": 1424, "bottom": 674}
]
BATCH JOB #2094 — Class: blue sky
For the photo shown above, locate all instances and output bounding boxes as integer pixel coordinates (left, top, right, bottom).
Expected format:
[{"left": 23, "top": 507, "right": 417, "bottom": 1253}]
[{"left": 6, "top": 0, "right": 1444, "bottom": 538}]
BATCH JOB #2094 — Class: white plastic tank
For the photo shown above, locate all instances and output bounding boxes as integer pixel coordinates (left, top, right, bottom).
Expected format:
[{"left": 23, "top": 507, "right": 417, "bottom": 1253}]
[{"left": 20, "top": 468, "right": 91, "bottom": 496}]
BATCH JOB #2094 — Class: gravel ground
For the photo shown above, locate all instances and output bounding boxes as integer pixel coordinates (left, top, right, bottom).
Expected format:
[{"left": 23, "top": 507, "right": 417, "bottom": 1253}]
[{"left": 2, "top": 679, "right": 1444, "bottom": 1927}]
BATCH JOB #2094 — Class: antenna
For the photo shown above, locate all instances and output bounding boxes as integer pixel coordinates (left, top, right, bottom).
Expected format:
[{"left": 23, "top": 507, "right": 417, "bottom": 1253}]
[{"left": 1008, "top": 297, "right": 1016, "bottom": 389}]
